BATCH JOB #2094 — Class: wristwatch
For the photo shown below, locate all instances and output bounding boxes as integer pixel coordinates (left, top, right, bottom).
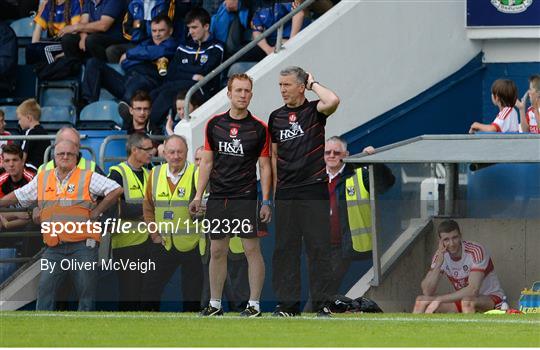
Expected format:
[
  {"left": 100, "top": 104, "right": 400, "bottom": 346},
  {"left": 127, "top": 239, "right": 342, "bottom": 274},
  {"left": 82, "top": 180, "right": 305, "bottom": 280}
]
[
  {"left": 262, "top": 200, "right": 273, "bottom": 207},
  {"left": 308, "top": 81, "right": 319, "bottom": 90}
]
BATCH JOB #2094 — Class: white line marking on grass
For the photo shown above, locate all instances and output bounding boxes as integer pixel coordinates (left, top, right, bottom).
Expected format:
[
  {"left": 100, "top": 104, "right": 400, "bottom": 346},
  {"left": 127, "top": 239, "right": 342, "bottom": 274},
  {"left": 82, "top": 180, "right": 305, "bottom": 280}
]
[{"left": 1, "top": 312, "right": 539, "bottom": 325}]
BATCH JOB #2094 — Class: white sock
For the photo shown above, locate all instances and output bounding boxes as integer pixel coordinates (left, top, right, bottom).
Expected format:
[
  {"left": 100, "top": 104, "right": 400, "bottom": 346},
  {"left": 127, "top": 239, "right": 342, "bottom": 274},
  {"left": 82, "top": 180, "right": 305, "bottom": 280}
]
[
  {"left": 210, "top": 299, "right": 221, "bottom": 309},
  {"left": 248, "top": 300, "right": 260, "bottom": 312}
]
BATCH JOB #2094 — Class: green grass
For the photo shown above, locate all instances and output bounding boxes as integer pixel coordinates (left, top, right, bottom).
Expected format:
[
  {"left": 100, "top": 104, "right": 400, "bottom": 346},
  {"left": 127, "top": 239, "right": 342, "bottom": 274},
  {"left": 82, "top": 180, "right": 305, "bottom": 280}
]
[{"left": 1, "top": 312, "right": 539, "bottom": 347}]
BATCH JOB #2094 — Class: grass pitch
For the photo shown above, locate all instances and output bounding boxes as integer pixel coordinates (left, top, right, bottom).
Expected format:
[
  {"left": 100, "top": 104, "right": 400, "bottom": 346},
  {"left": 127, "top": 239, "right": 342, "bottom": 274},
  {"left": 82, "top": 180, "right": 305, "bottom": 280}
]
[{"left": 1, "top": 312, "right": 539, "bottom": 347}]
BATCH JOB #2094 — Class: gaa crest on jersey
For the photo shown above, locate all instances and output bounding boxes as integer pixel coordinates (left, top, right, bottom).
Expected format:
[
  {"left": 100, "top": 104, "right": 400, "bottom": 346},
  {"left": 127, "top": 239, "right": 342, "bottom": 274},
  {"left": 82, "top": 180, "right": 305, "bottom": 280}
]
[
  {"left": 200, "top": 54, "right": 208, "bottom": 64},
  {"left": 288, "top": 113, "right": 297, "bottom": 124},
  {"left": 67, "top": 184, "right": 75, "bottom": 194},
  {"left": 490, "top": 0, "right": 532, "bottom": 13},
  {"left": 463, "top": 265, "right": 469, "bottom": 272},
  {"left": 347, "top": 186, "right": 355, "bottom": 196},
  {"left": 230, "top": 127, "right": 238, "bottom": 138},
  {"left": 177, "top": 187, "right": 186, "bottom": 197}
]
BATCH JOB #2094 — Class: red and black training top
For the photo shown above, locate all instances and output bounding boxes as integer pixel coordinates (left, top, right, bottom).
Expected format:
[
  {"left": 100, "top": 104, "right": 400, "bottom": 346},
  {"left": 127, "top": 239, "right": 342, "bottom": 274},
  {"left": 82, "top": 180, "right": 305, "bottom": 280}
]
[
  {"left": 204, "top": 110, "right": 270, "bottom": 198},
  {"left": 0, "top": 167, "right": 35, "bottom": 198},
  {"left": 268, "top": 99, "right": 328, "bottom": 190}
]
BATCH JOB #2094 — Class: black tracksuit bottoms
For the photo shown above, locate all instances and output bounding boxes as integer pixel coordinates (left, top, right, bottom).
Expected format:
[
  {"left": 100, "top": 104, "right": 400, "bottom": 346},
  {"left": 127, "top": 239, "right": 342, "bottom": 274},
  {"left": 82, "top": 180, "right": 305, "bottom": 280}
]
[{"left": 272, "top": 182, "right": 332, "bottom": 313}]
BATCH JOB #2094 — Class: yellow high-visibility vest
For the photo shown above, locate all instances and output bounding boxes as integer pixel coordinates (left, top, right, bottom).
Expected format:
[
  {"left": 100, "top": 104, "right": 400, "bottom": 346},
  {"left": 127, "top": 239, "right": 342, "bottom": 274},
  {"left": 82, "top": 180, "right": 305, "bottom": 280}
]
[
  {"left": 152, "top": 163, "right": 199, "bottom": 252},
  {"left": 345, "top": 168, "right": 372, "bottom": 252},
  {"left": 38, "top": 158, "right": 96, "bottom": 172},
  {"left": 108, "top": 162, "right": 149, "bottom": 249}
]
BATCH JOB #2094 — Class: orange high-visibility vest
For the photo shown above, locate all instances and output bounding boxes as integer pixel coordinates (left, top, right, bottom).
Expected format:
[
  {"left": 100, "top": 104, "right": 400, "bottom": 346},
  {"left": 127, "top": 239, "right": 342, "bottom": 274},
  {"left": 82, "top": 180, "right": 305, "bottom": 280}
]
[{"left": 37, "top": 168, "right": 99, "bottom": 247}]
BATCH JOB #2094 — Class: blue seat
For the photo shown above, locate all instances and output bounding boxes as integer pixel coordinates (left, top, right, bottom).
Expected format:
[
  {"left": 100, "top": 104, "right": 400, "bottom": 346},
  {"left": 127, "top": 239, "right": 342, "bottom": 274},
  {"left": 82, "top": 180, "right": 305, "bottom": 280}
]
[
  {"left": 9, "top": 17, "right": 34, "bottom": 38},
  {"left": 0, "top": 106, "right": 18, "bottom": 122},
  {"left": 10, "top": 16, "right": 37, "bottom": 65},
  {"left": 79, "top": 100, "right": 123, "bottom": 127},
  {"left": 40, "top": 86, "right": 77, "bottom": 107},
  {"left": 38, "top": 76, "right": 80, "bottom": 106},
  {"left": 106, "top": 63, "right": 125, "bottom": 75},
  {"left": 40, "top": 105, "right": 76, "bottom": 128}
]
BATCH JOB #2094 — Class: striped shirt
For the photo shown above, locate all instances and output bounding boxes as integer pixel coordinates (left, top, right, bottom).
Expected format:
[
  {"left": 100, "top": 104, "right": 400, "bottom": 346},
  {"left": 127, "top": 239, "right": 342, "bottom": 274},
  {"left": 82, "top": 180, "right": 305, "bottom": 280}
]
[{"left": 491, "top": 107, "right": 519, "bottom": 133}]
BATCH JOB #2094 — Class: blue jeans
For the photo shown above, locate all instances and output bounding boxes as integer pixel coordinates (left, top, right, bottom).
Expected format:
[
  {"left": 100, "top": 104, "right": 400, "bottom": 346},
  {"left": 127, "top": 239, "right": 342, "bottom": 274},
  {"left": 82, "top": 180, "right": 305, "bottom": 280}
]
[{"left": 36, "top": 241, "right": 99, "bottom": 311}]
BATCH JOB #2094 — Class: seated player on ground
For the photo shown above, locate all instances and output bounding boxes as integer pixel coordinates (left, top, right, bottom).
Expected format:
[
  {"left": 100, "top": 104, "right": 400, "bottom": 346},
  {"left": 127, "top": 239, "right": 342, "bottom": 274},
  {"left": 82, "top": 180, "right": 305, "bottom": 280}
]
[{"left": 413, "top": 219, "right": 505, "bottom": 314}]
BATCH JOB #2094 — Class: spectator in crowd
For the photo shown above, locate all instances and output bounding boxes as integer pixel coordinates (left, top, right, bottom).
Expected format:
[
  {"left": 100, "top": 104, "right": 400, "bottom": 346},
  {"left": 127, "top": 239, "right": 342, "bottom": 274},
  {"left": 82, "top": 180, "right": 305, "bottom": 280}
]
[
  {"left": 108, "top": 133, "right": 154, "bottom": 311},
  {"left": 26, "top": 0, "right": 82, "bottom": 65},
  {"left": 190, "top": 74, "right": 272, "bottom": 317},
  {"left": 516, "top": 74, "right": 540, "bottom": 134},
  {"left": 81, "top": 14, "right": 177, "bottom": 106},
  {"left": 158, "top": 90, "right": 202, "bottom": 158},
  {"left": 210, "top": 0, "right": 250, "bottom": 57},
  {"left": 0, "top": 144, "right": 35, "bottom": 230},
  {"left": 0, "top": 139, "right": 123, "bottom": 311},
  {"left": 323, "top": 137, "right": 394, "bottom": 298},
  {"left": 240, "top": 2, "right": 307, "bottom": 62},
  {"left": 0, "top": 21, "right": 17, "bottom": 96},
  {"left": 141, "top": 135, "right": 203, "bottom": 312},
  {"left": 268, "top": 66, "right": 339, "bottom": 317},
  {"left": 38, "top": 127, "right": 100, "bottom": 173},
  {"left": 413, "top": 220, "right": 506, "bottom": 314},
  {"left": 16, "top": 99, "right": 49, "bottom": 171},
  {"left": 107, "top": 0, "right": 177, "bottom": 63},
  {"left": 120, "top": 90, "right": 161, "bottom": 136},
  {"left": 0, "top": 110, "right": 13, "bottom": 168},
  {"left": 149, "top": 7, "right": 224, "bottom": 127},
  {"left": 166, "top": 90, "right": 203, "bottom": 135},
  {"left": 58, "top": 0, "right": 127, "bottom": 62},
  {"left": 469, "top": 79, "right": 519, "bottom": 133}
]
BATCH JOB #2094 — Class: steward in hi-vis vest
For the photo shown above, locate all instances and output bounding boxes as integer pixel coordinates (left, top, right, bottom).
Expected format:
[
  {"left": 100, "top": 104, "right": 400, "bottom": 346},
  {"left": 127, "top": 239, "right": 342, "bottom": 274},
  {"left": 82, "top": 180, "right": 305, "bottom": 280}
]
[
  {"left": 107, "top": 133, "right": 154, "bottom": 311},
  {"left": 38, "top": 157, "right": 96, "bottom": 173},
  {"left": 3, "top": 139, "right": 123, "bottom": 312},
  {"left": 324, "top": 137, "right": 395, "bottom": 300},
  {"left": 140, "top": 135, "right": 203, "bottom": 312}
]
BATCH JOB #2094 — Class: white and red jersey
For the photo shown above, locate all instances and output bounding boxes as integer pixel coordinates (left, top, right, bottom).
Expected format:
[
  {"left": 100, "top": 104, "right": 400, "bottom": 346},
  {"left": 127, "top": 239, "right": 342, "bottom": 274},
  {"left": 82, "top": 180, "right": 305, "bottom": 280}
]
[
  {"left": 433, "top": 240, "right": 505, "bottom": 299},
  {"left": 525, "top": 106, "right": 539, "bottom": 134},
  {"left": 491, "top": 107, "right": 519, "bottom": 133}
]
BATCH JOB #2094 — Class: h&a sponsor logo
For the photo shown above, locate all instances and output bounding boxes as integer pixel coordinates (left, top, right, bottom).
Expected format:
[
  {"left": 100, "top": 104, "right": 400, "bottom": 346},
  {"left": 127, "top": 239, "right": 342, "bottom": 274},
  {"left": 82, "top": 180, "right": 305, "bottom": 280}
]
[
  {"left": 218, "top": 138, "right": 244, "bottom": 156},
  {"left": 279, "top": 122, "right": 304, "bottom": 142}
]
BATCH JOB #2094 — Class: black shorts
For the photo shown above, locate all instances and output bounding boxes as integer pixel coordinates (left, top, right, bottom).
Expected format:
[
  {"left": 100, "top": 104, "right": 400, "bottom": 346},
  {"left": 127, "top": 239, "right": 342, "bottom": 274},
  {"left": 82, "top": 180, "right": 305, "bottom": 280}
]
[{"left": 205, "top": 196, "right": 259, "bottom": 240}]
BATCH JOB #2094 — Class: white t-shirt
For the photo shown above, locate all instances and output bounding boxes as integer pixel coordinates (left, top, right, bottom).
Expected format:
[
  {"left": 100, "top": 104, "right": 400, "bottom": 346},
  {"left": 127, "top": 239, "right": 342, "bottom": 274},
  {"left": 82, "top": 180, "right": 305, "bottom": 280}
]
[
  {"left": 491, "top": 107, "right": 519, "bottom": 133},
  {"left": 433, "top": 240, "right": 505, "bottom": 299},
  {"left": 525, "top": 106, "right": 539, "bottom": 134}
]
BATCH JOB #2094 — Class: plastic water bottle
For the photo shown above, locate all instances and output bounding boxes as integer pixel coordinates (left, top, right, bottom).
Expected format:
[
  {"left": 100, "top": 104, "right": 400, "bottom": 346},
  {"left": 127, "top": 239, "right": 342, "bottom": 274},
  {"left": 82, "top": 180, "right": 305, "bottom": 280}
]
[{"left": 500, "top": 296, "right": 509, "bottom": 311}]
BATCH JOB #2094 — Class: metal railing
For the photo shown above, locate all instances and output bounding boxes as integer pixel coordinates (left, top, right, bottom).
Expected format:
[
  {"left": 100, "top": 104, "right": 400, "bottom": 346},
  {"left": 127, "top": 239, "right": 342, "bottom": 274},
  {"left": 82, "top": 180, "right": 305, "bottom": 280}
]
[
  {"left": 184, "top": 0, "right": 316, "bottom": 120},
  {"left": 0, "top": 134, "right": 90, "bottom": 165},
  {"left": 99, "top": 134, "right": 167, "bottom": 171}
]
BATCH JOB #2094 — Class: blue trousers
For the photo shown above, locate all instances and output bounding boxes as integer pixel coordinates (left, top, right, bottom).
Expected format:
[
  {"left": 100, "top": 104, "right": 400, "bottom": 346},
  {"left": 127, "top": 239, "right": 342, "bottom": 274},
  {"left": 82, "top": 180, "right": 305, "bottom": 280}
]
[{"left": 36, "top": 241, "right": 99, "bottom": 311}]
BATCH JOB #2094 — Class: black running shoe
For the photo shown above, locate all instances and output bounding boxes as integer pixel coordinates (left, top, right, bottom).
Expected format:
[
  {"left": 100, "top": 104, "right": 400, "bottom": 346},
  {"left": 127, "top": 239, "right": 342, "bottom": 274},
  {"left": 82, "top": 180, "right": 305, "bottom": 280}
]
[
  {"left": 117, "top": 101, "right": 131, "bottom": 123},
  {"left": 271, "top": 309, "right": 299, "bottom": 317},
  {"left": 199, "top": 305, "right": 223, "bottom": 316},
  {"left": 316, "top": 306, "right": 332, "bottom": 318},
  {"left": 240, "top": 306, "right": 262, "bottom": 317}
]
